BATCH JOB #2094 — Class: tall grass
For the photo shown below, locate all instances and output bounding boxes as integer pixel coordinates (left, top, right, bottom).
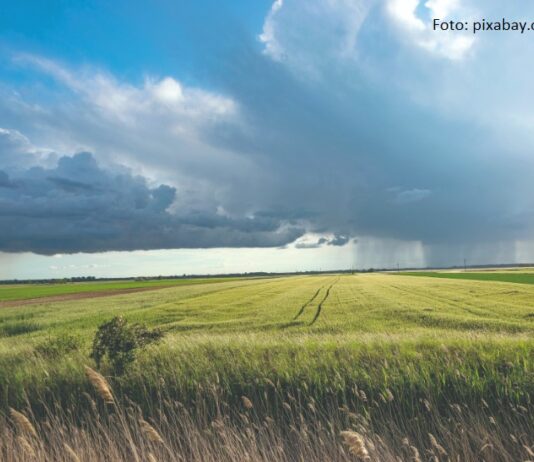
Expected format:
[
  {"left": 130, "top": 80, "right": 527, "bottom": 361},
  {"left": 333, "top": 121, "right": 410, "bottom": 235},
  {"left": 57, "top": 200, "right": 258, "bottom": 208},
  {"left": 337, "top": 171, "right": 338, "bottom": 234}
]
[
  {"left": 0, "top": 336, "right": 533, "bottom": 460},
  {"left": 0, "top": 366, "right": 532, "bottom": 461},
  {"left": 1, "top": 274, "right": 533, "bottom": 460}
]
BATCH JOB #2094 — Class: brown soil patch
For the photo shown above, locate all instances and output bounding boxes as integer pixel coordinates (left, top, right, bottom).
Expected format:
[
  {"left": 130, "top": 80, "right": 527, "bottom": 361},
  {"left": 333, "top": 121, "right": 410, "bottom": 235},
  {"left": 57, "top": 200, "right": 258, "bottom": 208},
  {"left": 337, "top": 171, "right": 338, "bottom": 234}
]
[{"left": 0, "top": 286, "right": 173, "bottom": 308}]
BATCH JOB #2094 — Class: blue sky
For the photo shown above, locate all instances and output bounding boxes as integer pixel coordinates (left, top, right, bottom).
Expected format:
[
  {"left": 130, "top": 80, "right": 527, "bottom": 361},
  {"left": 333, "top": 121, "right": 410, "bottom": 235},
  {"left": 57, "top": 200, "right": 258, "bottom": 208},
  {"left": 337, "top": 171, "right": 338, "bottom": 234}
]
[
  {"left": 0, "top": 1, "right": 270, "bottom": 78},
  {"left": 1, "top": 0, "right": 534, "bottom": 279}
]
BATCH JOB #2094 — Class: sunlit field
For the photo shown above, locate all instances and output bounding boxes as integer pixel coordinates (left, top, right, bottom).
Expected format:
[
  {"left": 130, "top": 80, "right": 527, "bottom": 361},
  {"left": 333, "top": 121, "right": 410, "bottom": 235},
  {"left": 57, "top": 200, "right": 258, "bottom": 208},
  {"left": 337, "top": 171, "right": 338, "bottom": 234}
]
[
  {"left": 402, "top": 269, "right": 534, "bottom": 285},
  {"left": 1, "top": 273, "right": 533, "bottom": 461}
]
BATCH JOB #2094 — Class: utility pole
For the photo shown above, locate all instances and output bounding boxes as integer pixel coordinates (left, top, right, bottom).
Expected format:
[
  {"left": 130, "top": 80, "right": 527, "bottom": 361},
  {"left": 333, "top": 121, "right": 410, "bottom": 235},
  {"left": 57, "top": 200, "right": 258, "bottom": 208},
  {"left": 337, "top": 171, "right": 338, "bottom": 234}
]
[
  {"left": 463, "top": 258, "right": 467, "bottom": 272},
  {"left": 397, "top": 262, "right": 400, "bottom": 272}
]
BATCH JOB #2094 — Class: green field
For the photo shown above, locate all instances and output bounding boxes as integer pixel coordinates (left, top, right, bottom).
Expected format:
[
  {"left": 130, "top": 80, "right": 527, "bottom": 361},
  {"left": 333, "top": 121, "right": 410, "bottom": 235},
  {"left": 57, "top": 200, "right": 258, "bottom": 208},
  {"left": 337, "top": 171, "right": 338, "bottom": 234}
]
[
  {"left": 2, "top": 273, "right": 534, "bottom": 338},
  {"left": 0, "top": 277, "right": 241, "bottom": 302},
  {"left": 1, "top": 273, "right": 533, "bottom": 461},
  {"left": 400, "top": 270, "right": 534, "bottom": 285}
]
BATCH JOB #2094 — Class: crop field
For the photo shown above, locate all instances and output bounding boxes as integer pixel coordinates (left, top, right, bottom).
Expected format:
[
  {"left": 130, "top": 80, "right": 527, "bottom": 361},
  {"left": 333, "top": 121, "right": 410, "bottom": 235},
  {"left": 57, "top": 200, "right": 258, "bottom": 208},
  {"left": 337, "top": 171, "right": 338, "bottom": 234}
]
[
  {"left": 1, "top": 273, "right": 533, "bottom": 461},
  {"left": 401, "top": 270, "right": 534, "bottom": 285},
  {"left": 0, "top": 277, "right": 241, "bottom": 302}
]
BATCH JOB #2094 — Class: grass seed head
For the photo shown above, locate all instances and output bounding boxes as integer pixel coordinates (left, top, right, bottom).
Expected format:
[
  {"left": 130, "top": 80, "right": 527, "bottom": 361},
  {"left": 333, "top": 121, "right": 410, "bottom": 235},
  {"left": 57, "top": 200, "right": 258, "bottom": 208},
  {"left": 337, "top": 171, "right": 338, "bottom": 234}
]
[
  {"left": 409, "top": 445, "right": 422, "bottom": 462},
  {"left": 84, "top": 366, "right": 114, "bottom": 404},
  {"left": 10, "top": 408, "right": 38, "bottom": 439},
  {"left": 340, "top": 430, "right": 370, "bottom": 461},
  {"left": 241, "top": 396, "right": 253, "bottom": 409},
  {"left": 139, "top": 418, "right": 164, "bottom": 444},
  {"left": 428, "top": 433, "right": 447, "bottom": 456}
]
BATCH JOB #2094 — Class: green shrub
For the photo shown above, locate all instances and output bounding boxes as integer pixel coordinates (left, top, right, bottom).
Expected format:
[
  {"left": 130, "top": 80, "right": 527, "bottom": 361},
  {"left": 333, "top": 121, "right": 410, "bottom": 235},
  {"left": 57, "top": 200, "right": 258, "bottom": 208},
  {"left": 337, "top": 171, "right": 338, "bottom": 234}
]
[{"left": 90, "top": 316, "right": 163, "bottom": 374}]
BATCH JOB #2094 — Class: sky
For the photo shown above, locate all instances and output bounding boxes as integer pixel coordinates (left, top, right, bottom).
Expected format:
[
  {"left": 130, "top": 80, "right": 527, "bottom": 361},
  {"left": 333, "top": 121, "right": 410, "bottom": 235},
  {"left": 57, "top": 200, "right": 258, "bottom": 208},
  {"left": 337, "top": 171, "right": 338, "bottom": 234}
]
[{"left": 1, "top": 0, "right": 534, "bottom": 279}]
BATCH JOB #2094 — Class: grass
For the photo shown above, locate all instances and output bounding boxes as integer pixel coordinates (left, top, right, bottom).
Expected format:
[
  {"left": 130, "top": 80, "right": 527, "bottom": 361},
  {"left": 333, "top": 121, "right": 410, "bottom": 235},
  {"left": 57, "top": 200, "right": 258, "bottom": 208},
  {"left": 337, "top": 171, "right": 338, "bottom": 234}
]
[
  {"left": 0, "top": 276, "right": 242, "bottom": 302},
  {"left": 400, "top": 270, "right": 534, "bottom": 285},
  {"left": 0, "top": 273, "right": 533, "bottom": 460}
]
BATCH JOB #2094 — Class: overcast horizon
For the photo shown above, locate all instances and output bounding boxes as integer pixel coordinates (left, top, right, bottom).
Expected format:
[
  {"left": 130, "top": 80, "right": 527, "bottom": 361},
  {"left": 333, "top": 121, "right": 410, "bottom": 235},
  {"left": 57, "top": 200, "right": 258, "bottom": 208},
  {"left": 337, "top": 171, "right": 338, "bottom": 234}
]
[{"left": 2, "top": 0, "right": 534, "bottom": 279}]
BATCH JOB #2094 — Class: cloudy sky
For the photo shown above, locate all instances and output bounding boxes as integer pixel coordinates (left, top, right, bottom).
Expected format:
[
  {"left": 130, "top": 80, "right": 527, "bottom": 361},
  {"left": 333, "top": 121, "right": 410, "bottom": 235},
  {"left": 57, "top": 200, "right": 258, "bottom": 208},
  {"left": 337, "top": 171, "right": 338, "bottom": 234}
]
[{"left": 1, "top": 0, "right": 534, "bottom": 279}]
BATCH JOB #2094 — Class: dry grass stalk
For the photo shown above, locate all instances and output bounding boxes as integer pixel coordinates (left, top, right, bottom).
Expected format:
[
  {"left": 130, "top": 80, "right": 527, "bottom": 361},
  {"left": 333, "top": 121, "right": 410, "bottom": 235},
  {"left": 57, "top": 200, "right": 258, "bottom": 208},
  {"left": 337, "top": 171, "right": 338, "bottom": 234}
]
[
  {"left": 428, "top": 433, "right": 447, "bottom": 456},
  {"left": 241, "top": 396, "right": 253, "bottom": 410},
  {"left": 402, "top": 437, "right": 422, "bottom": 462},
  {"left": 84, "top": 366, "right": 114, "bottom": 404},
  {"left": 139, "top": 418, "right": 164, "bottom": 444},
  {"left": 9, "top": 408, "right": 38, "bottom": 438},
  {"left": 17, "top": 436, "right": 36, "bottom": 458},
  {"left": 63, "top": 443, "right": 81, "bottom": 462},
  {"left": 409, "top": 445, "right": 422, "bottom": 462},
  {"left": 340, "top": 430, "right": 370, "bottom": 461}
]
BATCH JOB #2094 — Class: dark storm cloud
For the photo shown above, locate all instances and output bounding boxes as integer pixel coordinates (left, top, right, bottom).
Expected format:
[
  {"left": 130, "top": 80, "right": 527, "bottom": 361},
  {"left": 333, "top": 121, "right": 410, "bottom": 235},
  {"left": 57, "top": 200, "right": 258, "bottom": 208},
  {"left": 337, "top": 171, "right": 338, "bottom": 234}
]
[
  {"left": 0, "top": 171, "right": 13, "bottom": 188},
  {"left": 294, "top": 234, "right": 351, "bottom": 249},
  {"left": 2, "top": 1, "right": 534, "bottom": 264},
  {"left": 0, "top": 150, "right": 303, "bottom": 254},
  {"left": 188, "top": 0, "right": 534, "bottom": 260},
  {"left": 328, "top": 235, "right": 350, "bottom": 246}
]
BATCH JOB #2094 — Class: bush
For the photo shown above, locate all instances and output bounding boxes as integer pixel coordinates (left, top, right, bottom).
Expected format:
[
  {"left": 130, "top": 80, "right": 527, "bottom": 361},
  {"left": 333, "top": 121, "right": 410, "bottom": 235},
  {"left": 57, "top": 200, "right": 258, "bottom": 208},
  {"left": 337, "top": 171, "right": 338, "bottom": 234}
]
[
  {"left": 90, "top": 316, "right": 163, "bottom": 374},
  {"left": 36, "top": 333, "right": 81, "bottom": 358}
]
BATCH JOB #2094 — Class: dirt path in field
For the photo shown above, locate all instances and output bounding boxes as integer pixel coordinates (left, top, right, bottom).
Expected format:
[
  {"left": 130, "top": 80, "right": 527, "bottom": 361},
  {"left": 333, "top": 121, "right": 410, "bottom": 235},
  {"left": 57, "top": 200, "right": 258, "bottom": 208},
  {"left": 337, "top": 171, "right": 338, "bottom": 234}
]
[{"left": 0, "top": 286, "right": 174, "bottom": 308}]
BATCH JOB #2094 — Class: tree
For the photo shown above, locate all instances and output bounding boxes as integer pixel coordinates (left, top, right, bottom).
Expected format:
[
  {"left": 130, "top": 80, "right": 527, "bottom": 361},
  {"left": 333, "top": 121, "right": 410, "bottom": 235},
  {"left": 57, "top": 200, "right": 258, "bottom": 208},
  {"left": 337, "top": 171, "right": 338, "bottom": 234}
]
[{"left": 90, "top": 316, "right": 163, "bottom": 374}]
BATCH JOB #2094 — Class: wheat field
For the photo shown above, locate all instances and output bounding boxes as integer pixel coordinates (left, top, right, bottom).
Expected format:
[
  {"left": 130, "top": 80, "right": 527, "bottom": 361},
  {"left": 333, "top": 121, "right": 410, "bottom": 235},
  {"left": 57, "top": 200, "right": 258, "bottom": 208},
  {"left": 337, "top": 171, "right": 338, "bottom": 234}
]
[{"left": 1, "top": 273, "right": 533, "bottom": 460}]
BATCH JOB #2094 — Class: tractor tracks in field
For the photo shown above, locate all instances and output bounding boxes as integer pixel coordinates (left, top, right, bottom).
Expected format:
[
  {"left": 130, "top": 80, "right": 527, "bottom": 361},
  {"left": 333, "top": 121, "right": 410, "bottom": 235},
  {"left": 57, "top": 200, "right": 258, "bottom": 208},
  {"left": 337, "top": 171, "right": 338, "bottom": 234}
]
[
  {"left": 293, "top": 277, "right": 339, "bottom": 326},
  {"left": 310, "top": 281, "right": 336, "bottom": 325},
  {"left": 293, "top": 287, "right": 323, "bottom": 320}
]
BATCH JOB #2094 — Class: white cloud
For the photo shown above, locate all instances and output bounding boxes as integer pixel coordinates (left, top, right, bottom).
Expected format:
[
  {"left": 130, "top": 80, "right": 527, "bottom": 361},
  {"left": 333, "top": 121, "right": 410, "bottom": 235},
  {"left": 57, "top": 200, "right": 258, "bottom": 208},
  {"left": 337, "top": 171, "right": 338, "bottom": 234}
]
[
  {"left": 0, "top": 127, "right": 55, "bottom": 169},
  {"left": 292, "top": 232, "right": 352, "bottom": 249},
  {"left": 15, "top": 54, "right": 236, "bottom": 124},
  {"left": 386, "top": 0, "right": 425, "bottom": 31},
  {"left": 150, "top": 76, "right": 184, "bottom": 103},
  {"left": 260, "top": 0, "right": 475, "bottom": 71},
  {"left": 259, "top": 0, "right": 285, "bottom": 60},
  {"left": 259, "top": 0, "right": 374, "bottom": 74},
  {"left": 6, "top": 55, "right": 252, "bottom": 217},
  {"left": 0, "top": 56, "right": 313, "bottom": 256},
  {"left": 426, "top": 0, "right": 461, "bottom": 18},
  {"left": 385, "top": 0, "right": 476, "bottom": 60}
]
